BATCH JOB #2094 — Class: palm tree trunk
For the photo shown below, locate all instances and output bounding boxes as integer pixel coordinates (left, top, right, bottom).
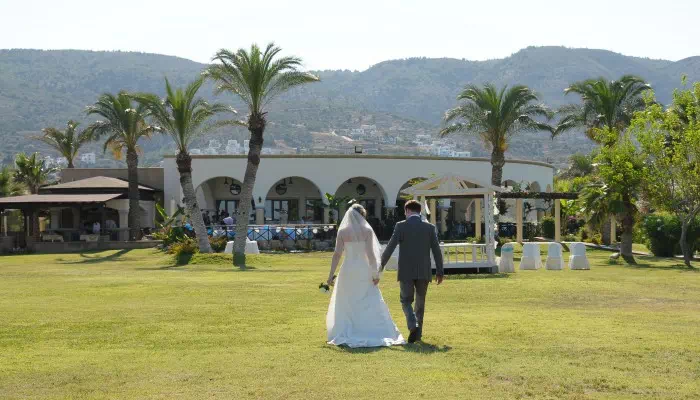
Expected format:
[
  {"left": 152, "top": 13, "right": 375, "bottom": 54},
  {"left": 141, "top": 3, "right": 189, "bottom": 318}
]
[
  {"left": 601, "top": 218, "right": 612, "bottom": 245},
  {"left": 67, "top": 159, "right": 74, "bottom": 169},
  {"left": 233, "top": 115, "right": 265, "bottom": 268},
  {"left": 620, "top": 209, "right": 636, "bottom": 264},
  {"left": 177, "top": 151, "right": 212, "bottom": 253},
  {"left": 126, "top": 148, "right": 141, "bottom": 241},
  {"left": 490, "top": 149, "right": 505, "bottom": 187},
  {"left": 679, "top": 220, "right": 692, "bottom": 267}
]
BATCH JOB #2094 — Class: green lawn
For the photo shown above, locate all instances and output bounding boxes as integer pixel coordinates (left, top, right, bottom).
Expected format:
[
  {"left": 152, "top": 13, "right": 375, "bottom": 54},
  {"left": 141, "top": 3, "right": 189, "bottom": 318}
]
[{"left": 1, "top": 249, "right": 699, "bottom": 399}]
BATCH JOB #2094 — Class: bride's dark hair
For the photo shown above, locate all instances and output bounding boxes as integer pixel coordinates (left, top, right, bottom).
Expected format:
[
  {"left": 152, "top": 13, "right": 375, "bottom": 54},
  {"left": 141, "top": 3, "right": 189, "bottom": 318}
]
[{"left": 349, "top": 203, "right": 367, "bottom": 218}]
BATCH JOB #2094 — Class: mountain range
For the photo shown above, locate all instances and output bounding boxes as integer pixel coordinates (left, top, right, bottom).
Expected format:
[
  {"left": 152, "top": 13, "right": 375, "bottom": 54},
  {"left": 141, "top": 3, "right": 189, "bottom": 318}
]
[{"left": 1, "top": 46, "right": 699, "bottom": 168}]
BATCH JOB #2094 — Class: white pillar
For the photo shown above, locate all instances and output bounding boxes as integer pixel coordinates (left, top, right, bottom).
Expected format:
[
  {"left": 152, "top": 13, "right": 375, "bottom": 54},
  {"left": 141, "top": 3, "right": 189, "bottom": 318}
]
[
  {"left": 50, "top": 209, "right": 61, "bottom": 229},
  {"left": 255, "top": 207, "right": 265, "bottom": 225},
  {"left": 2, "top": 214, "right": 7, "bottom": 236},
  {"left": 484, "top": 193, "right": 496, "bottom": 266},
  {"left": 516, "top": 198, "right": 524, "bottom": 243},
  {"left": 429, "top": 199, "right": 437, "bottom": 225},
  {"left": 474, "top": 198, "right": 482, "bottom": 239},
  {"left": 323, "top": 207, "right": 330, "bottom": 224},
  {"left": 439, "top": 203, "right": 449, "bottom": 234},
  {"left": 555, "top": 200, "right": 561, "bottom": 242},
  {"left": 118, "top": 210, "right": 129, "bottom": 241}
]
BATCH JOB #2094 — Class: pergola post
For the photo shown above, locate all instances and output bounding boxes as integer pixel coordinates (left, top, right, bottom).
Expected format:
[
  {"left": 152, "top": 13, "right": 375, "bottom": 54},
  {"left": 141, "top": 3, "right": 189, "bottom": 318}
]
[
  {"left": 516, "top": 198, "right": 524, "bottom": 243},
  {"left": 2, "top": 213, "right": 7, "bottom": 237},
  {"left": 474, "top": 198, "right": 482, "bottom": 239},
  {"left": 484, "top": 193, "right": 495, "bottom": 266},
  {"left": 438, "top": 200, "right": 449, "bottom": 234},
  {"left": 429, "top": 199, "right": 437, "bottom": 225},
  {"left": 554, "top": 200, "right": 561, "bottom": 242}
]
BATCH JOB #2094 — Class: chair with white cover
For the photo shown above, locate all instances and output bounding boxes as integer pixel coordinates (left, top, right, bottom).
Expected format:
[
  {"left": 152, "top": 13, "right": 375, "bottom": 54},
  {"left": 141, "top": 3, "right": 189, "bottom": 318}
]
[
  {"left": 498, "top": 243, "right": 515, "bottom": 273},
  {"left": 545, "top": 242, "right": 564, "bottom": 270},
  {"left": 519, "top": 243, "right": 542, "bottom": 270},
  {"left": 568, "top": 242, "right": 590, "bottom": 270}
]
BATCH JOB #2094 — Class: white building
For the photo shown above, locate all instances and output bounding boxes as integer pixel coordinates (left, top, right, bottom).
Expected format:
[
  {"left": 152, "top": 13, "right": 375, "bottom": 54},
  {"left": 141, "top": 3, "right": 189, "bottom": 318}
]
[
  {"left": 163, "top": 155, "right": 554, "bottom": 227},
  {"left": 55, "top": 157, "right": 69, "bottom": 167},
  {"left": 80, "top": 153, "right": 96, "bottom": 165}
]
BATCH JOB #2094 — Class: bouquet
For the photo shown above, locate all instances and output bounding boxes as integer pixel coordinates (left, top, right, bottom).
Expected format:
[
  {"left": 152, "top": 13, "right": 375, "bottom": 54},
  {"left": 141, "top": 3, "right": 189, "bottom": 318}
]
[{"left": 319, "top": 275, "right": 337, "bottom": 294}]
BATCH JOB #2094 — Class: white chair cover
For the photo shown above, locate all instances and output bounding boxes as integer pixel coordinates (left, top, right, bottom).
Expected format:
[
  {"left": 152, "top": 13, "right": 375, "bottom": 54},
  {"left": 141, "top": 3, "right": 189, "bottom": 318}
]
[
  {"left": 224, "top": 239, "right": 260, "bottom": 255},
  {"left": 545, "top": 242, "right": 564, "bottom": 270},
  {"left": 569, "top": 242, "right": 590, "bottom": 270},
  {"left": 498, "top": 243, "right": 515, "bottom": 273},
  {"left": 520, "top": 243, "right": 542, "bottom": 270},
  {"left": 380, "top": 244, "right": 399, "bottom": 271}
]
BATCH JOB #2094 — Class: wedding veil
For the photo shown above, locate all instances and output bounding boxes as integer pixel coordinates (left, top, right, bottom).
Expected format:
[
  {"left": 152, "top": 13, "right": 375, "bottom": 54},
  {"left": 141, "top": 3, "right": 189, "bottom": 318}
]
[{"left": 338, "top": 205, "right": 383, "bottom": 279}]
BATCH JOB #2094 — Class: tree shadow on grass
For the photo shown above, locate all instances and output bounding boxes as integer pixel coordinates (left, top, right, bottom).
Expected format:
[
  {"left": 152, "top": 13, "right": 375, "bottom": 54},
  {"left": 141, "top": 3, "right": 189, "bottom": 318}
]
[
  {"left": 624, "top": 262, "right": 698, "bottom": 272},
  {"left": 57, "top": 249, "right": 132, "bottom": 264}
]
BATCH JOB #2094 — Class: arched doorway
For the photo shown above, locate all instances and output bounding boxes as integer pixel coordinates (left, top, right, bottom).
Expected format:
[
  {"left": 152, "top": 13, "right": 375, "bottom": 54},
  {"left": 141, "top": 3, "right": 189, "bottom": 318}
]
[
  {"left": 195, "top": 176, "right": 252, "bottom": 224},
  {"left": 335, "top": 177, "right": 387, "bottom": 237},
  {"left": 394, "top": 177, "right": 428, "bottom": 221},
  {"left": 263, "top": 176, "right": 324, "bottom": 224}
]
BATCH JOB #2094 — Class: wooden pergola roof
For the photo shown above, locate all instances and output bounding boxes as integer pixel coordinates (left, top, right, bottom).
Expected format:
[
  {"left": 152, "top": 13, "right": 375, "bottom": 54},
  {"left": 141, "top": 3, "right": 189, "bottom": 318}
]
[{"left": 401, "top": 173, "right": 505, "bottom": 198}]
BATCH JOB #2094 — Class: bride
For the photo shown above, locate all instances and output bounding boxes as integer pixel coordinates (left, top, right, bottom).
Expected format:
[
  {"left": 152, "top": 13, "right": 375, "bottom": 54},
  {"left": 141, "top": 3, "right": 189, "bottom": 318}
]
[{"left": 325, "top": 204, "right": 405, "bottom": 347}]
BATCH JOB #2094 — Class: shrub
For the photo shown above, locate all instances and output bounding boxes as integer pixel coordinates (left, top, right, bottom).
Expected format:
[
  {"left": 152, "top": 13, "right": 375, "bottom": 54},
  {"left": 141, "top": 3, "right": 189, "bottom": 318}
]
[
  {"left": 589, "top": 233, "right": 602, "bottom": 245},
  {"left": 578, "top": 226, "right": 589, "bottom": 242},
  {"left": 209, "top": 236, "right": 228, "bottom": 253},
  {"left": 642, "top": 214, "right": 700, "bottom": 257},
  {"left": 541, "top": 217, "right": 556, "bottom": 239},
  {"left": 167, "top": 236, "right": 199, "bottom": 257}
]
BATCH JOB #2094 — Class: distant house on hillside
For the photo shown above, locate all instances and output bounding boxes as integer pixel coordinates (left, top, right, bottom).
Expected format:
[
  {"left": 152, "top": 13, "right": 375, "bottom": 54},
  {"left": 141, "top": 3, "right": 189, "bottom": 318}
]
[{"left": 80, "top": 153, "right": 96, "bottom": 165}]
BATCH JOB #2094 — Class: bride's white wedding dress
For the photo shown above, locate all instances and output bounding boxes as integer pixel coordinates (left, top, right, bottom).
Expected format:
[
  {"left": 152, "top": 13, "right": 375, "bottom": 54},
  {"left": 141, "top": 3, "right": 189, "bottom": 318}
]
[{"left": 326, "top": 209, "right": 405, "bottom": 348}]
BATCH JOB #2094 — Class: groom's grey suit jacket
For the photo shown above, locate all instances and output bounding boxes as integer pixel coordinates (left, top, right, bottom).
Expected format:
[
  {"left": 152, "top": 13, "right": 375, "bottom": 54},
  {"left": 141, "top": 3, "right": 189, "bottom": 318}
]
[{"left": 381, "top": 216, "right": 444, "bottom": 281}]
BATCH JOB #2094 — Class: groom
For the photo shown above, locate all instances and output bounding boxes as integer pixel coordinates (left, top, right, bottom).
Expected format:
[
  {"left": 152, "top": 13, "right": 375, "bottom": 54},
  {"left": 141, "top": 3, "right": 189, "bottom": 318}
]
[{"left": 380, "top": 200, "right": 444, "bottom": 343}]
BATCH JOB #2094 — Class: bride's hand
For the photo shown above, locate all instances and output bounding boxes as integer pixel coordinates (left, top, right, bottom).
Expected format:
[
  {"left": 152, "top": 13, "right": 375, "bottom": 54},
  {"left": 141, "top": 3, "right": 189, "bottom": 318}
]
[{"left": 372, "top": 278, "right": 380, "bottom": 286}]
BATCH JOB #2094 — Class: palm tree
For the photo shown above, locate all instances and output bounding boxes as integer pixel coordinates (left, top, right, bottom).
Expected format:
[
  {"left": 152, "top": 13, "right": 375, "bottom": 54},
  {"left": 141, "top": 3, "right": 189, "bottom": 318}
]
[
  {"left": 14, "top": 153, "right": 57, "bottom": 240},
  {"left": 85, "top": 92, "right": 155, "bottom": 241},
  {"left": 36, "top": 120, "right": 93, "bottom": 168},
  {"left": 555, "top": 75, "right": 650, "bottom": 247},
  {"left": 0, "top": 166, "right": 24, "bottom": 197},
  {"left": 206, "top": 43, "right": 320, "bottom": 267},
  {"left": 439, "top": 84, "right": 553, "bottom": 186},
  {"left": 132, "top": 77, "right": 235, "bottom": 253},
  {"left": 554, "top": 75, "right": 651, "bottom": 141}
]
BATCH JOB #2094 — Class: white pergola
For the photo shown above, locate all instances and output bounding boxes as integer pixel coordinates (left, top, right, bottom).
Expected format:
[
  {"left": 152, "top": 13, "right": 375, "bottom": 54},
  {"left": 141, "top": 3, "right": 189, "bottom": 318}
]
[{"left": 402, "top": 173, "right": 504, "bottom": 268}]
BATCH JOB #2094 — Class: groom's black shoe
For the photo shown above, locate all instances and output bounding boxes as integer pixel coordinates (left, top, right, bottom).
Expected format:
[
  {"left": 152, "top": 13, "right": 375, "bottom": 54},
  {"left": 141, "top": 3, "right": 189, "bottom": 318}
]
[
  {"left": 407, "top": 328, "right": 419, "bottom": 343},
  {"left": 415, "top": 327, "right": 423, "bottom": 342}
]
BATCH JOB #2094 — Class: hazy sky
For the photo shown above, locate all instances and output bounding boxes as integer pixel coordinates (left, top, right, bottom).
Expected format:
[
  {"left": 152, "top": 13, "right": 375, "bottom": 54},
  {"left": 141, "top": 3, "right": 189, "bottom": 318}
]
[{"left": 1, "top": 0, "right": 698, "bottom": 71}]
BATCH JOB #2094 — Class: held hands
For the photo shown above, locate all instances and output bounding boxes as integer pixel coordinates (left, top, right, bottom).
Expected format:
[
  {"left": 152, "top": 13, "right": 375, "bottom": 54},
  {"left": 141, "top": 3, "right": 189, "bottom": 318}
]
[{"left": 372, "top": 278, "right": 380, "bottom": 286}]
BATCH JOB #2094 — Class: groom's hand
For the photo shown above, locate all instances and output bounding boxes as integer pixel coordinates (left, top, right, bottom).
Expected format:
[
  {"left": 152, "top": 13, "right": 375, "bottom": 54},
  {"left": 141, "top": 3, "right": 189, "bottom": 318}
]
[
  {"left": 372, "top": 278, "right": 380, "bottom": 286},
  {"left": 436, "top": 275, "right": 444, "bottom": 285}
]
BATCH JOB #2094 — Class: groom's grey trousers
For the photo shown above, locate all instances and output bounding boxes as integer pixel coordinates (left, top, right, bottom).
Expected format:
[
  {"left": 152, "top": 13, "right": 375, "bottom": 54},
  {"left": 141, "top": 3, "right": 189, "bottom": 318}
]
[{"left": 400, "top": 279, "right": 429, "bottom": 330}]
